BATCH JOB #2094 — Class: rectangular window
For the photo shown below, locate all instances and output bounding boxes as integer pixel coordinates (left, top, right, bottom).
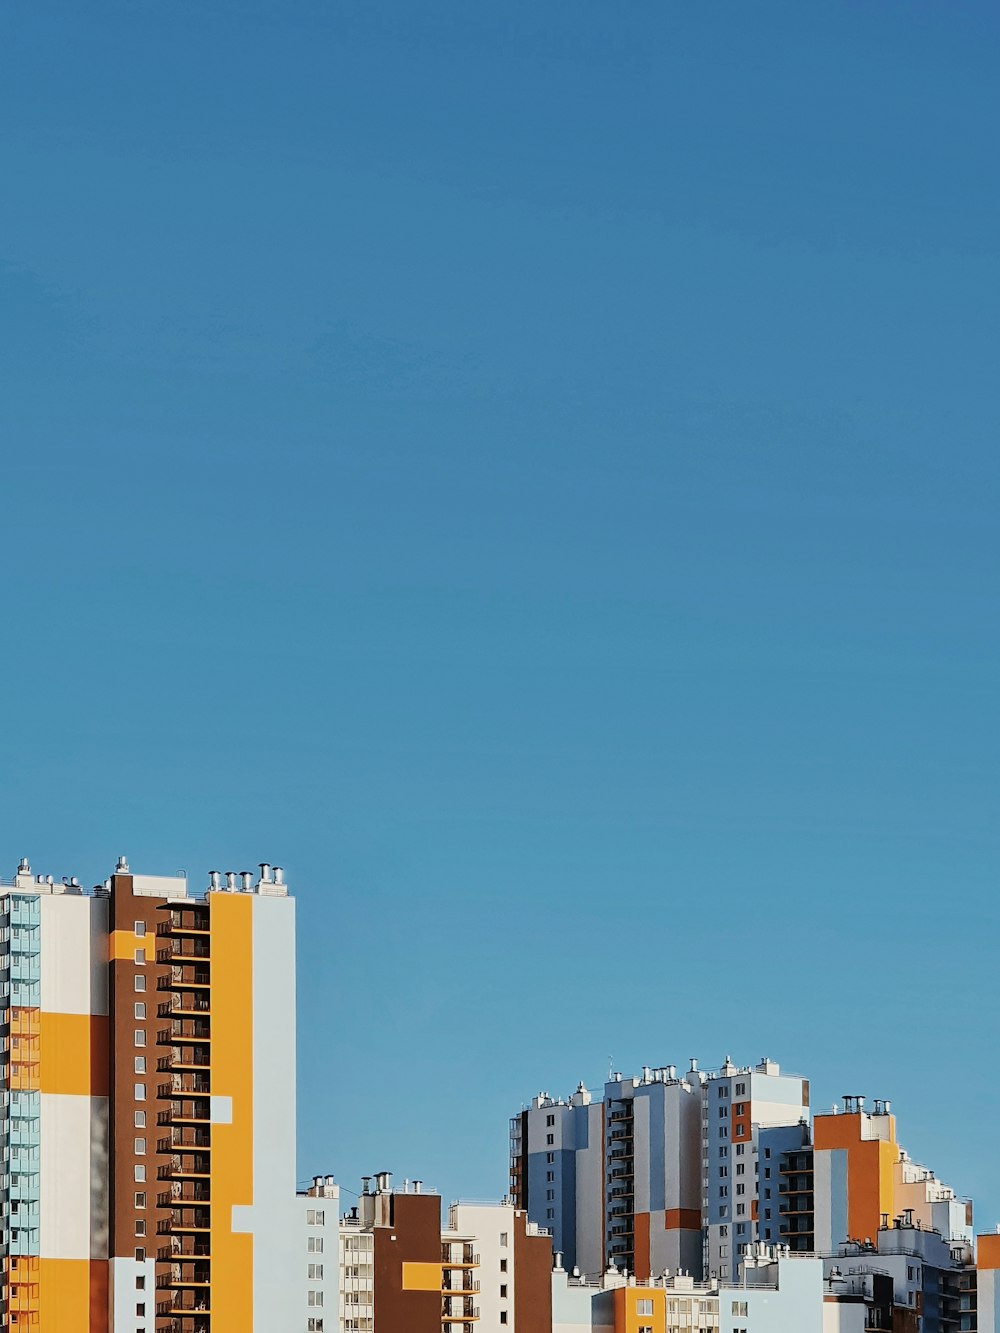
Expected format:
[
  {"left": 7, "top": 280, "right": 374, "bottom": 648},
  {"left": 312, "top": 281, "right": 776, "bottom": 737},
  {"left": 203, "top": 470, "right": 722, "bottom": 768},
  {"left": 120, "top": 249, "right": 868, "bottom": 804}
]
[
  {"left": 134, "top": 948, "right": 146, "bottom": 964},
  {"left": 546, "top": 1209, "right": 554, "bottom": 1219},
  {"left": 500, "top": 1232, "right": 508, "bottom": 1247},
  {"left": 636, "top": 1299, "right": 653, "bottom": 1316},
  {"left": 736, "top": 1203, "right": 745, "bottom": 1216},
  {"left": 500, "top": 1259, "right": 508, "bottom": 1272},
  {"left": 308, "top": 1263, "right": 324, "bottom": 1279},
  {"left": 546, "top": 1152, "right": 554, "bottom": 1164},
  {"left": 134, "top": 975, "right": 146, "bottom": 992},
  {"left": 736, "top": 1164, "right": 745, "bottom": 1175},
  {"left": 736, "top": 1184, "right": 745, "bottom": 1195},
  {"left": 134, "top": 1193, "right": 146, "bottom": 1208},
  {"left": 500, "top": 1284, "right": 508, "bottom": 1298},
  {"left": 136, "top": 1304, "right": 145, "bottom": 1317},
  {"left": 546, "top": 1113, "right": 555, "bottom": 1126},
  {"left": 735, "top": 1083, "right": 745, "bottom": 1095},
  {"left": 134, "top": 1165, "right": 146, "bottom": 1182},
  {"left": 134, "top": 1057, "right": 146, "bottom": 1073},
  {"left": 732, "top": 1300, "right": 748, "bottom": 1316},
  {"left": 134, "top": 921, "right": 146, "bottom": 936},
  {"left": 135, "top": 1138, "right": 146, "bottom": 1154},
  {"left": 135, "top": 1248, "right": 145, "bottom": 1262},
  {"left": 134, "top": 1111, "right": 146, "bottom": 1128},
  {"left": 546, "top": 1134, "right": 554, "bottom": 1145},
  {"left": 307, "top": 1291, "right": 324, "bottom": 1307},
  {"left": 719, "top": 1106, "right": 726, "bottom": 1117},
  {"left": 136, "top": 1276, "right": 145, "bottom": 1290},
  {"left": 546, "top": 1171, "right": 554, "bottom": 1182},
  {"left": 134, "top": 1083, "right": 146, "bottom": 1101},
  {"left": 135, "top": 1221, "right": 146, "bottom": 1236},
  {"left": 134, "top": 1002, "right": 146, "bottom": 1019},
  {"left": 134, "top": 1029, "right": 146, "bottom": 1047}
]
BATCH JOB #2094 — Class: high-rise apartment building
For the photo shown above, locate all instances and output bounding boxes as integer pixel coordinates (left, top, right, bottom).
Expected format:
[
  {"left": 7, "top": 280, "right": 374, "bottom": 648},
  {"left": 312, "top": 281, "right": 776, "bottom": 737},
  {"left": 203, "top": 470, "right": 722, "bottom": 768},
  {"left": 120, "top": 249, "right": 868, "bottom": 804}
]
[
  {"left": 511, "top": 1056, "right": 808, "bottom": 1284},
  {"left": 1, "top": 855, "right": 298, "bottom": 1333},
  {"left": 318, "top": 1173, "right": 553, "bottom": 1333}
]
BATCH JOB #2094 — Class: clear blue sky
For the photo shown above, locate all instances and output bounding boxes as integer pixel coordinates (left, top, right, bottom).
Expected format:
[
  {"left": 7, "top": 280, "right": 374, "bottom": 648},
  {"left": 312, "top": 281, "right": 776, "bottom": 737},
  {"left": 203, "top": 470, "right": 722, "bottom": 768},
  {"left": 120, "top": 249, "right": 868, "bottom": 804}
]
[{"left": 3, "top": 1, "right": 999, "bottom": 1225}]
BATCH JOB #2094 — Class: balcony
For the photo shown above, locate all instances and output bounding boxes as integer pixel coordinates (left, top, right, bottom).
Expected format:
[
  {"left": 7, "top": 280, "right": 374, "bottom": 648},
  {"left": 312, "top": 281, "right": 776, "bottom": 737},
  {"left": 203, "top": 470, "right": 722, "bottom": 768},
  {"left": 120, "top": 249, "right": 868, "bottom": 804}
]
[
  {"left": 160, "top": 996, "right": 211, "bottom": 1017},
  {"left": 160, "top": 968, "right": 211, "bottom": 991},
  {"left": 159, "top": 941, "right": 212, "bottom": 963}
]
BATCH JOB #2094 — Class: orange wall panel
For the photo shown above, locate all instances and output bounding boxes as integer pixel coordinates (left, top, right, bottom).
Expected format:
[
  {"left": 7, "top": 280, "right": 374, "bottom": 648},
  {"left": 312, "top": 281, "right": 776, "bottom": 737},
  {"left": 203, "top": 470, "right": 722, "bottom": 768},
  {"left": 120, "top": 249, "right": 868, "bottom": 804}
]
[
  {"left": 39, "top": 1013, "right": 109, "bottom": 1097},
  {"left": 210, "top": 893, "right": 255, "bottom": 1333}
]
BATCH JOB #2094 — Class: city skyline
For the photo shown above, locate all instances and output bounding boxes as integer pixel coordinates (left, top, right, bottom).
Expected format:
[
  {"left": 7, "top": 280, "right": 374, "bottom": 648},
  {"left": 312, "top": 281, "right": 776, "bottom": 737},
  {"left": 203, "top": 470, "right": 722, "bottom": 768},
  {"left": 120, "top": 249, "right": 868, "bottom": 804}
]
[{"left": 5, "top": 0, "right": 999, "bottom": 1315}]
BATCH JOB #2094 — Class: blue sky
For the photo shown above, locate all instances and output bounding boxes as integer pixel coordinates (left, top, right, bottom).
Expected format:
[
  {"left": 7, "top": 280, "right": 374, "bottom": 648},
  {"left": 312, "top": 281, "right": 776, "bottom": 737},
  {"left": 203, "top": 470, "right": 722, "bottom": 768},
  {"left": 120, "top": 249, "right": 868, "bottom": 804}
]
[{"left": 3, "top": 1, "right": 999, "bottom": 1224}]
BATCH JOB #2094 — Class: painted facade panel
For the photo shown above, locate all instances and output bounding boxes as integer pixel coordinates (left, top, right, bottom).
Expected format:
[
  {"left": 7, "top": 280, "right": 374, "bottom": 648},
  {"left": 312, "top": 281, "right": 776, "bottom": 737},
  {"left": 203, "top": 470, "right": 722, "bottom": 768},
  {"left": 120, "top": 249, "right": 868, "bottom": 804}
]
[{"left": 39, "top": 1093, "right": 94, "bottom": 1260}]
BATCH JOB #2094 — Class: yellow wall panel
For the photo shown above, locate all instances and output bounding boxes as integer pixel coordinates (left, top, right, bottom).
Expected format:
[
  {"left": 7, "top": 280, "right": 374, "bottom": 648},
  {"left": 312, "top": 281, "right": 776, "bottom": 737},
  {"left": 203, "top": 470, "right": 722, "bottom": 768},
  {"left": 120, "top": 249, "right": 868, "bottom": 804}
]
[{"left": 403, "top": 1261, "right": 444, "bottom": 1291}]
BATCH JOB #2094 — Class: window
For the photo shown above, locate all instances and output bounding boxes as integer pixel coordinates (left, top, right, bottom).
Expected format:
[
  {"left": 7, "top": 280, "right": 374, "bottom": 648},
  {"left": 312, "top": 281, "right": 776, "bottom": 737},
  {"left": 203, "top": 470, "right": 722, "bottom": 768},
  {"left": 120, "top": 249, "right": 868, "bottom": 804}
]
[
  {"left": 134, "top": 1083, "right": 146, "bottom": 1101},
  {"left": 307, "top": 1210, "right": 325, "bottom": 1225},
  {"left": 736, "top": 1163, "right": 745, "bottom": 1175},
  {"left": 136, "top": 1276, "right": 145, "bottom": 1290},
  {"left": 546, "top": 1114, "right": 555, "bottom": 1127},
  {"left": 546, "top": 1134, "right": 554, "bottom": 1146},
  {"left": 134, "top": 948, "right": 146, "bottom": 964},
  {"left": 636, "top": 1299, "right": 653, "bottom": 1316},
  {"left": 134, "top": 975, "right": 146, "bottom": 992},
  {"left": 134, "top": 1165, "right": 146, "bottom": 1182},
  {"left": 500, "top": 1284, "right": 508, "bottom": 1298},
  {"left": 500, "top": 1315, "right": 508, "bottom": 1326},
  {"left": 134, "top": 921, "right": 146, "bottom": 936},
  {"left": 764, "top": 1147, "right": 771, "bottom": 1159},
  {"left": 500, "top": 1232, "right": 508, "bottom": 1247},
  {"left": 546, "top": 1209, "right": 554, "bottom": 1219},
  {"left": 546, "top": 1171, "right": 554, "bottom": 1182},
  {"left": 135, "top": 1138, "right": 146, "bottom": 1154},
  {"left": 308, "top": 1321, "right": 325, "bottom": 1332},
  {"left": 500, "top": 1259, "right": 508, "bottom": 1273},
  {"left": 308, "top": 1263, "right": 324, "bottom": 1279},
  {"left": 720, "top": 1166, "right": 728, "bottom": 1177},
  {"left": 719, "top": 1146, "right": 728, "bottom": 1157},
  {"left": 546, "top": 1189, "right": 554, "bottom": 1200},
  {"left": 719, "top": 1226, "right": 728, "bottom": 1237},
  {"left": 764, "top": 1188, "right": 771, "bottom": 1199},
  {"left": 135, "top": 1248, "right": 145, "bottom": 1262},
  {"left": 718, "top": 1127, "right": 726, "bottom": 1138},
  {"left": 736, "top": 1184, "right": 745, "bottom": 1195},
  {"left": 134, "top": 1193, "right": 146, "bottom": 1208},
  {"left": 136, "top": 1304, "right": 145, "bottom": 1317},
  {"left": 134, "top": 1057, "right": 146, "bottom": 1074},
  {"left": 736, "top": 1203, "right": 745, "bottom": 1216},
  {"left": 135, "top": 1221, "right": 146, "bottom": 1236},
  {"left": 546, "top": 1152, "right": 554, "bottom": 1164},
  {"left": 764, "top": 1167, "right": 771, "bottom": 1178},
  {"left": 735, "top": 1144, "right": 745, "bottom": 1155},
  {"left": 735, "top": 1082, "right": 745, "bottom": 1095},
  {"left": 307, "top": 1237, "right": 324, "bottom": 1253},
  {"left": 732, "top": 1301, "right": 749, "bottom": 1316},
  {"left": 764, "top": 1208, "right": 771, "bottom": 1220},
  {"left": 134, "top": 1002, "right": 146, "bottom": 1019},
  {"left": 134, "top": 1029, "right": 146, "bottom": 1047},
  {"left": 718, "top": 1084, "right": 728, "bottom": 1097},
  {"left": 719, "top": 1186, "right": 728, "bottom": 1197},
  {"left": 718, "top": 1106, "right": 727, "bottom": 1118},
  {"left": 307, "top": 1291, "right": 324, "bottom": 1307},
  {"left": 134, "top": 1111, "right": 146, "bottom": 1128}
]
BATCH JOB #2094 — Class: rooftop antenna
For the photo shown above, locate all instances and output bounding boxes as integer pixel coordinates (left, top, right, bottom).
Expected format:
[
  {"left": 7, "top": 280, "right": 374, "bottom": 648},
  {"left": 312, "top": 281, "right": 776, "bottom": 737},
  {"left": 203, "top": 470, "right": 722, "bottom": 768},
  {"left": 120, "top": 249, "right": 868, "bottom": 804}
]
[{"left": 608, "top": 1055, "right": 614, "bottom": 1079}]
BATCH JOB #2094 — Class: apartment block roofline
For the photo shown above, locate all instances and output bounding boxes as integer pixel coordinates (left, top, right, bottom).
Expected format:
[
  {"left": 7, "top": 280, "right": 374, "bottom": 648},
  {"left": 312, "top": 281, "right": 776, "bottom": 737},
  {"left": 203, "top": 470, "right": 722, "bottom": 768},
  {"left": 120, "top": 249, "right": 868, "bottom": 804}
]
[
  {"left": 1, "top": 855, "right": 291, "bottom": 899},
  {"left": 524, "top": 1054, "right": 807, "bottom": 1108}
]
